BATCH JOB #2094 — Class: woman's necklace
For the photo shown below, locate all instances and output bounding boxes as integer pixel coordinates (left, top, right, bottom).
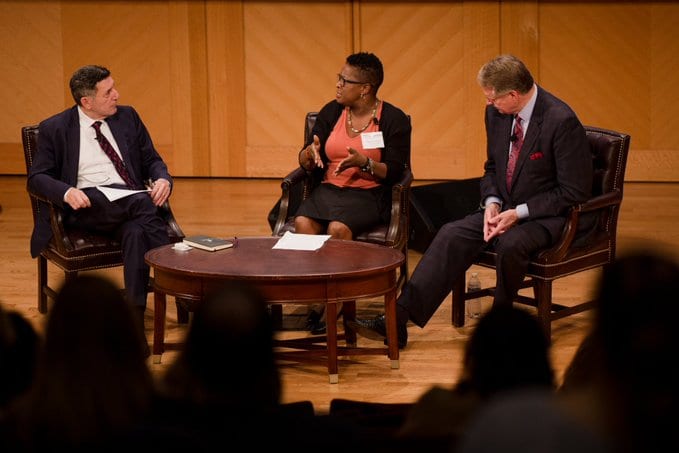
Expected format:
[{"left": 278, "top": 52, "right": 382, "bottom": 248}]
[{"left": 347, "top": 100, "right": 379, "bottom": 134}]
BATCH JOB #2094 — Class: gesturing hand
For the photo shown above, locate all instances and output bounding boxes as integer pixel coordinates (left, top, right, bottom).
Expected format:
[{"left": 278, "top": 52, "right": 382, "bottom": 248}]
[
  {"left": 303, "top": 135, "right": 323, "bottom": 170},
  {"left": 334, "top": 146, "right": 364, "bottom": 176}
]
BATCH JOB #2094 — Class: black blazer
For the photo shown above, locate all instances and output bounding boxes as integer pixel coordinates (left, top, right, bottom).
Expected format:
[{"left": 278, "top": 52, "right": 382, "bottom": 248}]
[
  {"left": 27, "top": 105, "right": 172, "bottom": 257},
  {"left": 480, "top": 86, "right": 593, "bottom": 240}
]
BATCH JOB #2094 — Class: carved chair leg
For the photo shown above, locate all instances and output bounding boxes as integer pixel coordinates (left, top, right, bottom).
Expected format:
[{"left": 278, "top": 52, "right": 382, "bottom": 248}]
[
  {"left": 451, "top": 277, "right": 466, "bottom": 327},
  {"left": 534, "top": 279, "right": 553, "bottom": 340},
  {"left": 38, "top": 255, "right": 48, "bottom": 314}
]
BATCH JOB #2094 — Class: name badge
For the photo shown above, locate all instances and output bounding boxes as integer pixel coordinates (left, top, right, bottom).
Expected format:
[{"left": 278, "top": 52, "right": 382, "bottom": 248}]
[{"left": 361, "top": 131, "right": 384, "bottom": 149}]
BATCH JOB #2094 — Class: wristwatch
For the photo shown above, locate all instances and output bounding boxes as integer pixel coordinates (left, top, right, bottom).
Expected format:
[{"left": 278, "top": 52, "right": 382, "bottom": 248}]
[{"left": 360, "top": 157, "right": 374, "bottom": 175}]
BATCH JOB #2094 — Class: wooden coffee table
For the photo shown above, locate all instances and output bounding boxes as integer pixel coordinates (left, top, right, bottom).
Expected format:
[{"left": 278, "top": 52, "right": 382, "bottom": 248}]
[{"left": 145, "top": 236, "right": 405, "bottom": 383}]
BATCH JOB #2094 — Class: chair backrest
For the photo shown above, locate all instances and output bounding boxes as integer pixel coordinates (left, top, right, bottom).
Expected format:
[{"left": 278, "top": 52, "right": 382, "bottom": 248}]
[
  {"left": 586, "top": 125, "right": 630, "bottom": 200},
  {"left": 21, "top": 125, "right": 42, "bottom": 228},
  {"left": 584, "top": 125, "right": 631, "bottom": 244},
  {"left": 304, "top": 112, "right": 318, "bottom": 145}
]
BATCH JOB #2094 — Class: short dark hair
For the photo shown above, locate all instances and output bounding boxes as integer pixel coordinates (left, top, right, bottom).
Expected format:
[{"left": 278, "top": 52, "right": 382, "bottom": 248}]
[
  {"left": 346, "top": 52, "right": 384, "bottom": 94},
  {"left": 69, "top": 65, "right": 111, "bottom": 106}
]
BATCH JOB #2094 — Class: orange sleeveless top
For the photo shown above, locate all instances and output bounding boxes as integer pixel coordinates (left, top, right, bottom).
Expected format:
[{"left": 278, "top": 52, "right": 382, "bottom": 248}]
[{"left": 323, "top": 103, "right": 383, "bottom": 189}]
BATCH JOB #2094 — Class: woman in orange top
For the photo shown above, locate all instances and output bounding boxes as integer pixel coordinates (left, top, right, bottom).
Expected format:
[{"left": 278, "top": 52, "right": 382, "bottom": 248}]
[
  {"left": 297, "top": 52, "right": 410, "bottom": 239},
  {"left": 296, "top": 52, "right": 411, "bottom": 332}
]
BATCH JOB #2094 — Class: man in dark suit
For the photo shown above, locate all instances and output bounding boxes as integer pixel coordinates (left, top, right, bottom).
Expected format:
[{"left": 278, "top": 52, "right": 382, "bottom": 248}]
[
  {"left": 350, "top": 54, "right": 593, "bottom": 348},
  {"left": 28, "top": 65, "right": 173, "bottom": 355}
]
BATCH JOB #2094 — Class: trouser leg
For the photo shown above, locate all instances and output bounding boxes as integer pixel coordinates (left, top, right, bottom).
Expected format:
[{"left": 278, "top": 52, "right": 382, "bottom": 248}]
[
  {"left": 399, "top": 212, "right": 486, "bottom": 328},
  {"left": 117, "top": 193, "right": 170, "bottom": 309},
  {"left": 491, "top": 221, "right": 552, "bottom": 306}
]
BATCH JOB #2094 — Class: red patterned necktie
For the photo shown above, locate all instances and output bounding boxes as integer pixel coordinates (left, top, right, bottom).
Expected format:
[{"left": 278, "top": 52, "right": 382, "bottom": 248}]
[
  {"left": 92, "top": 121, "right": 135, "bottom": 188},
  {"left": 506, "top": 115, "right": 524, "bottom": 190}
]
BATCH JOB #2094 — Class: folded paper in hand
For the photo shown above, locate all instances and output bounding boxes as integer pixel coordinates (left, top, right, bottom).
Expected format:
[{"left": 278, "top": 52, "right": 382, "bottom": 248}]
[
  {"left": 272, "top": 231, "right": 331, "bottom": 251},
  {"left": 183, "top": 235, "right": 234, "bottom": 252},
  {"left": 97, "top": 186, "right": 151, "bottom": 202}
]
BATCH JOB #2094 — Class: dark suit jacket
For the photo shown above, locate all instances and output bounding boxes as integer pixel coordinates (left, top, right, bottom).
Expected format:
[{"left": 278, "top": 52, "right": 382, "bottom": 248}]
[
  {"left": 479, "top": 86, "right": 592, "bottom": 241},
  {"left": 27, "top": 105, "right": 172, "bottom": 258}
]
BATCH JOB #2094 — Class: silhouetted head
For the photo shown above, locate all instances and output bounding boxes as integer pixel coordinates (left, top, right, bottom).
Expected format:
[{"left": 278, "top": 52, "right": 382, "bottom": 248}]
[
  {"left": 0, "top": 305, "right": 40, "bottom": 407},
  {"left": 163, "top": 281, "right": 280, "bottom": 408},
  {"left": 463, "top": 305, "right": 554, "bottom": 398}
]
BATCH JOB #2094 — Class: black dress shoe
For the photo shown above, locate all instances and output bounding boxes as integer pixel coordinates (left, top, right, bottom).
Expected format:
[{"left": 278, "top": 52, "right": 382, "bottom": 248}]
[
  {"left": 305, "top": 310, "right": 326, "bottom": 334},
  {"left": 310, "top": 321, "right": 326, "bottom": 335},
  {"left": 347, "top": 314, "right": 408, "bottom": 349},
  {"left": 305, "top": 309, "right": 322, "bottom": 330}
]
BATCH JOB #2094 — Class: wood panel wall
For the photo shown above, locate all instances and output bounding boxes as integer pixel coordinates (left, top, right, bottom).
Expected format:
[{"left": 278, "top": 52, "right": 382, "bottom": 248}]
[{"left": 1, "top": 1, "right": 678, "bottom": 181}]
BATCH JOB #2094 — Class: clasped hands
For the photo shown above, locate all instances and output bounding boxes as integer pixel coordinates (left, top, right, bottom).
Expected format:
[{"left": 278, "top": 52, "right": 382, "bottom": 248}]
[
  {"left": 301, "top": 134, "right": 367, "bottom": 176},
  {"left": 483, "top": 203, "right": 519, "bottom": 242}
]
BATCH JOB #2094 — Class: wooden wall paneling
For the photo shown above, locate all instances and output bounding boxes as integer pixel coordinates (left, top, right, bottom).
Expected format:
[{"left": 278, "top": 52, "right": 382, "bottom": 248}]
[
  {"left": 463, "top": 1, "right": 501, "bottom": 177},
  {"left": 60, "top": 1, "right": 177, "bottom": 168},
  {"left": 360, "top": 2, "right": 474, "bottom": 180},
  {"left": 0, "top": 1, "right": 64, "bottom": 174},
  {"left": 500, "top": 0, "right": 538, "bottom": 70},
  {"left": 1, "top": 1, "right": 679, "bottom": 182},
  {"left": 167, "top": 1, "right": 210, "bottom": 177},
  {"left": 206, "top": 1, "right": 247, "bottom": 177},
  {"left": 540, "top": 3, "right": 646, "bottom": 135},
  {"left": 539, "top": 3, "right": 655, "bottom": 179},
  {"left": 242, "top": 2, "right": 350, "bottom": 177},
  {"left": 184, "top": 3, "right": 210, "bottom": 177},
  {"left": 644, "top": 2, "right": 679, "bottom": 181}
]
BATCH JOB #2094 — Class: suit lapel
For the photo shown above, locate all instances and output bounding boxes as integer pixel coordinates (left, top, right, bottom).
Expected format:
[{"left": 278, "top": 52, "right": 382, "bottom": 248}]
[{"left": 510, "top": 89, "right": 545, "bottom": 188}]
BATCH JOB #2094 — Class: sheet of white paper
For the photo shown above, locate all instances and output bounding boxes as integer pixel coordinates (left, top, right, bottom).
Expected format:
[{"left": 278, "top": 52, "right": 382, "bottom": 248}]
[
  {"left": 272, "top": 231, "right": 331, "bottom": 251},
  {"left": 97, "top": 186, "right": 151, "bottom": 202}
]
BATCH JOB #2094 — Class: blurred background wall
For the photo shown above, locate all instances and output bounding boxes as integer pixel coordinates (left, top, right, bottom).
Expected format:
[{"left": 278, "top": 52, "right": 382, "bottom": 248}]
[{"left": 1, "top": 0, "right": 677, "bottom": 181}]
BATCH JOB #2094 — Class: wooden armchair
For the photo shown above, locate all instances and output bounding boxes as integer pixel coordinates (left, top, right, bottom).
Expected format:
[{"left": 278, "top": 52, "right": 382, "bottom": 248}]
[
  {"left": 272, "top": 112, "right": 413, "bottom": 290},
  {"left": 452, "top": 125, "right": 631, "bottom": 338},
  {"left": 21, "top": 125, "right": 186, "bottom": 315}
]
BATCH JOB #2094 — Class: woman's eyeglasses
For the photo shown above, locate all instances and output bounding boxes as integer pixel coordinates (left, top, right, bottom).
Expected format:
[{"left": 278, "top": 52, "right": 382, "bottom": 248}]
[{"left": 337, "top": 74, "right": 367, "bottom": 87}]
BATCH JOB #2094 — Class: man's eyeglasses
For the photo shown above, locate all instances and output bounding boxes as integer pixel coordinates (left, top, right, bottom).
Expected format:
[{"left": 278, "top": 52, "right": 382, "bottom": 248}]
[
  {"left": 485, "top": 91, "right": 513, "bottom": 104},
  {"left": 337, "top": 74, "right": 367, "bottom": 87}
]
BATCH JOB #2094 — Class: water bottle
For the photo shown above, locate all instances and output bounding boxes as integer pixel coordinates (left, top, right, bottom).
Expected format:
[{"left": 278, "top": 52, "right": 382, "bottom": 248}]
[{"left": 466, "top": 272, "right": 482, "bottom": 319}]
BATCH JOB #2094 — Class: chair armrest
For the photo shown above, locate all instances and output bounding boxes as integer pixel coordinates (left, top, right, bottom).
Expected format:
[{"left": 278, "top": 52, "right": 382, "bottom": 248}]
[
  {"left": 537, "top": 189, "right": 622, "bottom": 262},
  {"left": 385, "top": 168, "right": 414, "bottom": 246},
  {"left": 26, "top": 188, "right": 75, "bottom": 253},
  {"left": 576, "top": 190, "right": 622, "bottom": 213},
  {"left": 273, "top": 167, "right": 315, "bottom": 236},
  {"left": 159, "top": 200, "right": 185, "bottom": 240}
]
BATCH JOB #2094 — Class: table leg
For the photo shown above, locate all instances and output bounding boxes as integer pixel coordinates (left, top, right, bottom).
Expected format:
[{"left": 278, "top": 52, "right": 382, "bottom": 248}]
[
  {"left": 152, "top": 290, "right": 167, "bottom": 364},
  {"left": 384, "top": 288, "right": 400, "bottom": 369},
  {"left": 326, "top": 301, "right": 339, "bottom": 384}
]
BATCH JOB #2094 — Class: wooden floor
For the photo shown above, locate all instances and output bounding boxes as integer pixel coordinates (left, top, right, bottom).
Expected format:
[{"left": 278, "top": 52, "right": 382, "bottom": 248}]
[{"left": 2, "top": 175, "right": 678, "bottom": 414}]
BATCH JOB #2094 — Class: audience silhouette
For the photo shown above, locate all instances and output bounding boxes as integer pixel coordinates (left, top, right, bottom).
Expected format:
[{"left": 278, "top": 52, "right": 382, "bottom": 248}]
[
  {"left": 457, "top": 247, "right": 679, "bottom": 453},
  {"left": 152, "top": 281, "right": 368, "bottom": 452},
  {"left": 399, "top": 305, "right": 554, "bottom": 449},
  {"left": 11, "top": 249, "right": 675, "bottom": 452},
  {"left": 0, "top": 304, "right": 40, "bottom": 410},
  {"left": 570, "top": 248, "right": 679, "bottom": 452},
  {"left": 2, "top": 275, "right": 154, "bottom": 452}
]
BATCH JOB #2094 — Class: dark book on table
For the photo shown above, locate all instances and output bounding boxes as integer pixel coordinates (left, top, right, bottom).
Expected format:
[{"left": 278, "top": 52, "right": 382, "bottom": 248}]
[{"left": 183, "top": 235, "right": 234, "bottom": 252}]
